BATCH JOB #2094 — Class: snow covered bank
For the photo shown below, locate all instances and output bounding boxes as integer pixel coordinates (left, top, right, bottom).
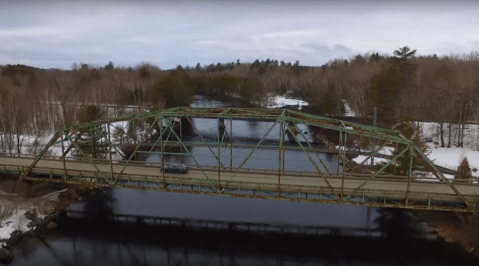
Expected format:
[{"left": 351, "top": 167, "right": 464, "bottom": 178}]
[
  {"left": 343, "top": 100, "right": 356, "bottom": 116},
  {"left": 420, "top": 122, "right": 479, "bottom": 151},
  {"left": 427, "top": 144, "right": 479, "bottom": 175},
  {"left": 267, "top": 96, "right": 309, "bottom": 109},
  {"left": 0, "top": 189, "right": 66, "bottom": 247}
]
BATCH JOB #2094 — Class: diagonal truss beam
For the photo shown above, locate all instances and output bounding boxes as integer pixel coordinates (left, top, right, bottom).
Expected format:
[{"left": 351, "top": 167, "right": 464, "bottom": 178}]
[
  {"left": 116, "top": 116, "right": 161, "bottom": 180},
  {"left": 413, "top": 146, "right": 471, "bottom": 208},
  {"left": 221, "top": 119, "right": 279, "bottom": 191},
  {"left": 64, "top": 132, "right": 110, "bottom": 183},
  {"left": 186, "top": 116, "right": 224, "bottom": 167},
  {"left": 358, "top": 139, "right": 391, "bottom": 166},
  {"left": 163, "top": 115, "right": 218, "bottom": 192},
  {"left": 285, "top": 120, "right": 338, "bottom": 198},
  {"left": 21, "top": 130, "right": 61, "bottom": 179},
  {"left": 345, "top": 145, "right": 411, "bottom": 199},
  {"left": 294, "top": 120, "right": 331, "bottom": 173}
]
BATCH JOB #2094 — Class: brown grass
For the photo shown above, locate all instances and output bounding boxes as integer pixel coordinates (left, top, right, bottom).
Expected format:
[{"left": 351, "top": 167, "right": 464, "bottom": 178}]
[{"left": 0, "top": 200, "right": 18, "bottom": 224}]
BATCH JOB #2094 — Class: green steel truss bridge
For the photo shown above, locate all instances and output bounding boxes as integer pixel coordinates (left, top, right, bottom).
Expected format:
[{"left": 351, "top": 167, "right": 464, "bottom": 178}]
[{"left": 1, "top": 107, "right": 477, "bottom": 213}]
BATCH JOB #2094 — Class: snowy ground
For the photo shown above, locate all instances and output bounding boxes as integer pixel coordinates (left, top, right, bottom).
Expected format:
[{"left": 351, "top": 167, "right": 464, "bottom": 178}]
[
  {"left": 0, "top": 189, "right": 66, "bottom": 247},
  {"left": 267, "top": 96, "right": 309, "bottom": 109},
  {"left": 427, "top": 143, "right": 479, "bottom": 174},
  {"left": 420, "top": 122, "right": 479, "bottom": 151},
  {"left": 351, "top": 121, "right": 479, "bottom": 179},
  {"left": 343, "top": 100, "right": 356, "bottom": 116}
]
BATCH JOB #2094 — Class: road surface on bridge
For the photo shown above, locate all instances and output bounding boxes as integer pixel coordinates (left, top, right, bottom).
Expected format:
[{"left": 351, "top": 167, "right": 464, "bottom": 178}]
[{"left": 1, "top": 156, "right": 478, "bottom": 204}]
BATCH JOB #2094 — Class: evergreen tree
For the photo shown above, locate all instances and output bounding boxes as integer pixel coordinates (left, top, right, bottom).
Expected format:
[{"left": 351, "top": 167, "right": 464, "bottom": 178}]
[
  {"left": 104, "top": 61, "right": 114, "bottom": 70},
  {"left": 149, "top": 66, "right": 195, "bottom": 108},
  {"left": 369, "top": 52, "right": 382, "bottom": 61},
  {"left": 77, "top": 105, "right": 106, "bottom": 158},
  {"left": 383, "top": 115, "right": 428, "bottom": 175},
  {"left": 455, "top": 157, "right": 473, "bottom": 180},
  {"left": 369, "top": 67, "right": 402, "bottom": 126},
  {"left": 391, "top": 46, "right": 417, "bottom": 85}
]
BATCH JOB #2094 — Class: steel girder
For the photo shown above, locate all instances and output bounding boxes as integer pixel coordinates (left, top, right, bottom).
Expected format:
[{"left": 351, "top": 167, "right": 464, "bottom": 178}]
[{"left": 19, "top": 107, "right": 475, "bottom": 212}]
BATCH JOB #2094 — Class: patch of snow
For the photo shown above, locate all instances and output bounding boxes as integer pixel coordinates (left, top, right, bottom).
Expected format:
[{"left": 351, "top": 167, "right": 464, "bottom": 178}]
[
  {"left": 427, "top": 143, "right": 479, "bottom": 177},
  {"left": 420, "top": 122, "right": 479, "bottom": 151},
  {"left": 342, "top": 100, "right": 356, "bottom": 116},
  {"left": 0, "top": 209, "right": 31, "bottom": 246},
  {"left": 352, "top": 155, "right": 388, "bottom": 166},
  {"left": 267, "top": 96, "right": 309, "bottom": 109}
]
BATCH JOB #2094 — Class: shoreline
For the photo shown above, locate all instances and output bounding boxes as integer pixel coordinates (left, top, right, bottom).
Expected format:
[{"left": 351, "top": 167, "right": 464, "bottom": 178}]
[
  {"left": 0, "top": 183, "right": 94, "bottom": 264},
  {"left": 412, "top": 210, "right": 479, "bottom": 263}
]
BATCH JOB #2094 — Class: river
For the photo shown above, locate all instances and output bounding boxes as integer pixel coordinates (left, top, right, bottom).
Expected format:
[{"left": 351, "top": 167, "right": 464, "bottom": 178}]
[{"left": 6, "top": 95, "right": 478, "bottom": 265}]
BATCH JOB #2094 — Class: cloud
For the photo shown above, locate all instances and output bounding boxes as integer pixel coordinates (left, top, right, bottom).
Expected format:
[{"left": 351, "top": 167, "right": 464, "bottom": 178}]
[{"left": 1, "top": 1, "right": 479, "bottom": 69}]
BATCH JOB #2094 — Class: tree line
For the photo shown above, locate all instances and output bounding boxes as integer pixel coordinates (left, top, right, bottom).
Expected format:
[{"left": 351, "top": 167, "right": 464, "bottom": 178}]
[{"left": 0, "top": 48, "right": 478, "bottom": 154}]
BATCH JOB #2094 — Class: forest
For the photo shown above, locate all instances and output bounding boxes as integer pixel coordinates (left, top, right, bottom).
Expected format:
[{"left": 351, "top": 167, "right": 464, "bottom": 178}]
[{"left": 0, "top": 47, "right": 478, "bottom": 154}]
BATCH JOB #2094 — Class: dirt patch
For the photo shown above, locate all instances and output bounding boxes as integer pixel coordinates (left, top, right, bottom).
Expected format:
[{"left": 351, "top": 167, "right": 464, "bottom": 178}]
[{"left": 413, "top": 210, "right": 479, "bottom": 261}]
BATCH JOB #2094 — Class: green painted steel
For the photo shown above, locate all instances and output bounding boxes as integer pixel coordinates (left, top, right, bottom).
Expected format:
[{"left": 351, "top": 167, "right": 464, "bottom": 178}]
[{"left": 15, "top": 107, "right": 475, "bottom": 212}]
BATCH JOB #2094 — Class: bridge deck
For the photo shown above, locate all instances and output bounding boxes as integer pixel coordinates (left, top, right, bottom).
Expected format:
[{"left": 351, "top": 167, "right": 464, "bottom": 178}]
[{"left": 1, "top": 155, "right": 477, "bottom": 212}]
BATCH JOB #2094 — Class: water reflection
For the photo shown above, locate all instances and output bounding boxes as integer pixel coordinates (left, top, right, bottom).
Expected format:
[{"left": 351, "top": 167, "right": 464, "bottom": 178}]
[
  {"left": 7, "top": 95, "right": 476, "bottom": 266},
  {"left": 10, "top": 205, "right": 473, "bottom": 266},
  {"left": 80, "top": 188, "right": 118, "bottom": 218}
]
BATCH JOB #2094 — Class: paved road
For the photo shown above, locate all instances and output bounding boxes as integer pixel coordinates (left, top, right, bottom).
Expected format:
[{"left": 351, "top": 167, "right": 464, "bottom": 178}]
[{"left": 1, "top": 156, "right": 477, "bottom": 202}]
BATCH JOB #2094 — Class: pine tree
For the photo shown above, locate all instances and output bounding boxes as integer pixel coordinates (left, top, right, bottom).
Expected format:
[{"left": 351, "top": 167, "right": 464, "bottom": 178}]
[
  {"left": 456, "top": 157, "right": 473, "bottom": 180},
  {"left": 77, "top": 105, "right": 106, "bottom": 158},
  {"left": 383, "top": 115, "right": 428, "bottom": 175},
  {"left": 369, "top": 67, "right": 402, "bottom": 127}
]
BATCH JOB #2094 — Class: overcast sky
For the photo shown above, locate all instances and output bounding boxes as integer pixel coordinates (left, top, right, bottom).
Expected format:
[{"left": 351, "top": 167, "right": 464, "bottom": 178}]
[{"left": 1, "top": 0, "right": 479, "bottom": 70}]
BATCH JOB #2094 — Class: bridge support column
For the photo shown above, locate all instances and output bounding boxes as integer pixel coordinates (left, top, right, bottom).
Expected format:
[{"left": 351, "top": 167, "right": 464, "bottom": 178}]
[
  {"left": 180, "top": 116, "right": 183, "bottom": 164},
  {"left": 217, "top": 117, "right": 221, "bottom": 192},
  {"left": 230, "top": 118, "right": 233, "bottom": 171},
  {"left": 278, "top": 121, "right": 284, "bottom": 197},
  {"left": 406, "top": 147, "right": 414, "bottom": 206},
  {"left": 160, "top": 117, "right": 165, "bottom": 189},
  {"left": 61, "top": 130, "right": 67, "bottom": 181}
]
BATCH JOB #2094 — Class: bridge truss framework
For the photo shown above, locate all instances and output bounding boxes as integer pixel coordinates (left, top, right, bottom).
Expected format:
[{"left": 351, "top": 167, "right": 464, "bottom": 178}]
[{"left": 14, "top": 107, "right": 478, "bottom": 213}]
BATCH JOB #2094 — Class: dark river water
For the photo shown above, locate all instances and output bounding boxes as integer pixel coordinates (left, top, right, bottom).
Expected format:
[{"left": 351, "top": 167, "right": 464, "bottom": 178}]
[{"left": 6, "top": 95, "right": 479, "bottom": 265}]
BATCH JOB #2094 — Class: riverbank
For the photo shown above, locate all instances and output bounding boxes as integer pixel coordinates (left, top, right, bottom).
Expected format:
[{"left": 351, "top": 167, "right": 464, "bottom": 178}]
[
  {"left": 0, "top": 176, "right": 94, "bottom": 264},
  {"left": 412, "top": 210, "right": 479, "bottom": 263}
]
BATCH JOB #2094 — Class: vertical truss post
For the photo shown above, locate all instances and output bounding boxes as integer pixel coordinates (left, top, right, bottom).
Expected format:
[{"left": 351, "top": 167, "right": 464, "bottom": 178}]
[
  {"left": 278, "top": 121, "right": 284, "bottom": 197},
  {"left": 393, "top": 142, "right": 398, "bottom": 175},
  {"left": 343, "top": 133, "right": 348, "bottom": 173},
  {"left": 342, "top": 132, "right": 348, "bottom": 201},
  {"left": 405, "top": 147, "right": 413, "bottom": 206},
  {"left": 339, "top": 131, "right": 344, "bottom": 200},
  {"left": 160, "top": 116, "right": 165, "bottom": 188},
  {"left": 230, "top": 118, "right": 233, "bottom": 170},
  {"left": 371, "top": 107, "right": 377, "bottom": 165},
  {"left": 180, "top": 116, "right": 183, "bottom": 164},
  {"left": 133, "top": 119, "right": 137, "bottom": 161},
  {"left": 217, "top": 117, "right": 221, "bottom": 191},
  {"left": 61, "top": 130, "right": 67, "bottom": 181},
  {"left": 108, "top": 123, "right": 114, "bottom": 181},
  {"left": 89, "top": 126, "right": 95, "bottom": 159},
  {"left": 337, "top": 131, "right": 341, "bottom": 174}
]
